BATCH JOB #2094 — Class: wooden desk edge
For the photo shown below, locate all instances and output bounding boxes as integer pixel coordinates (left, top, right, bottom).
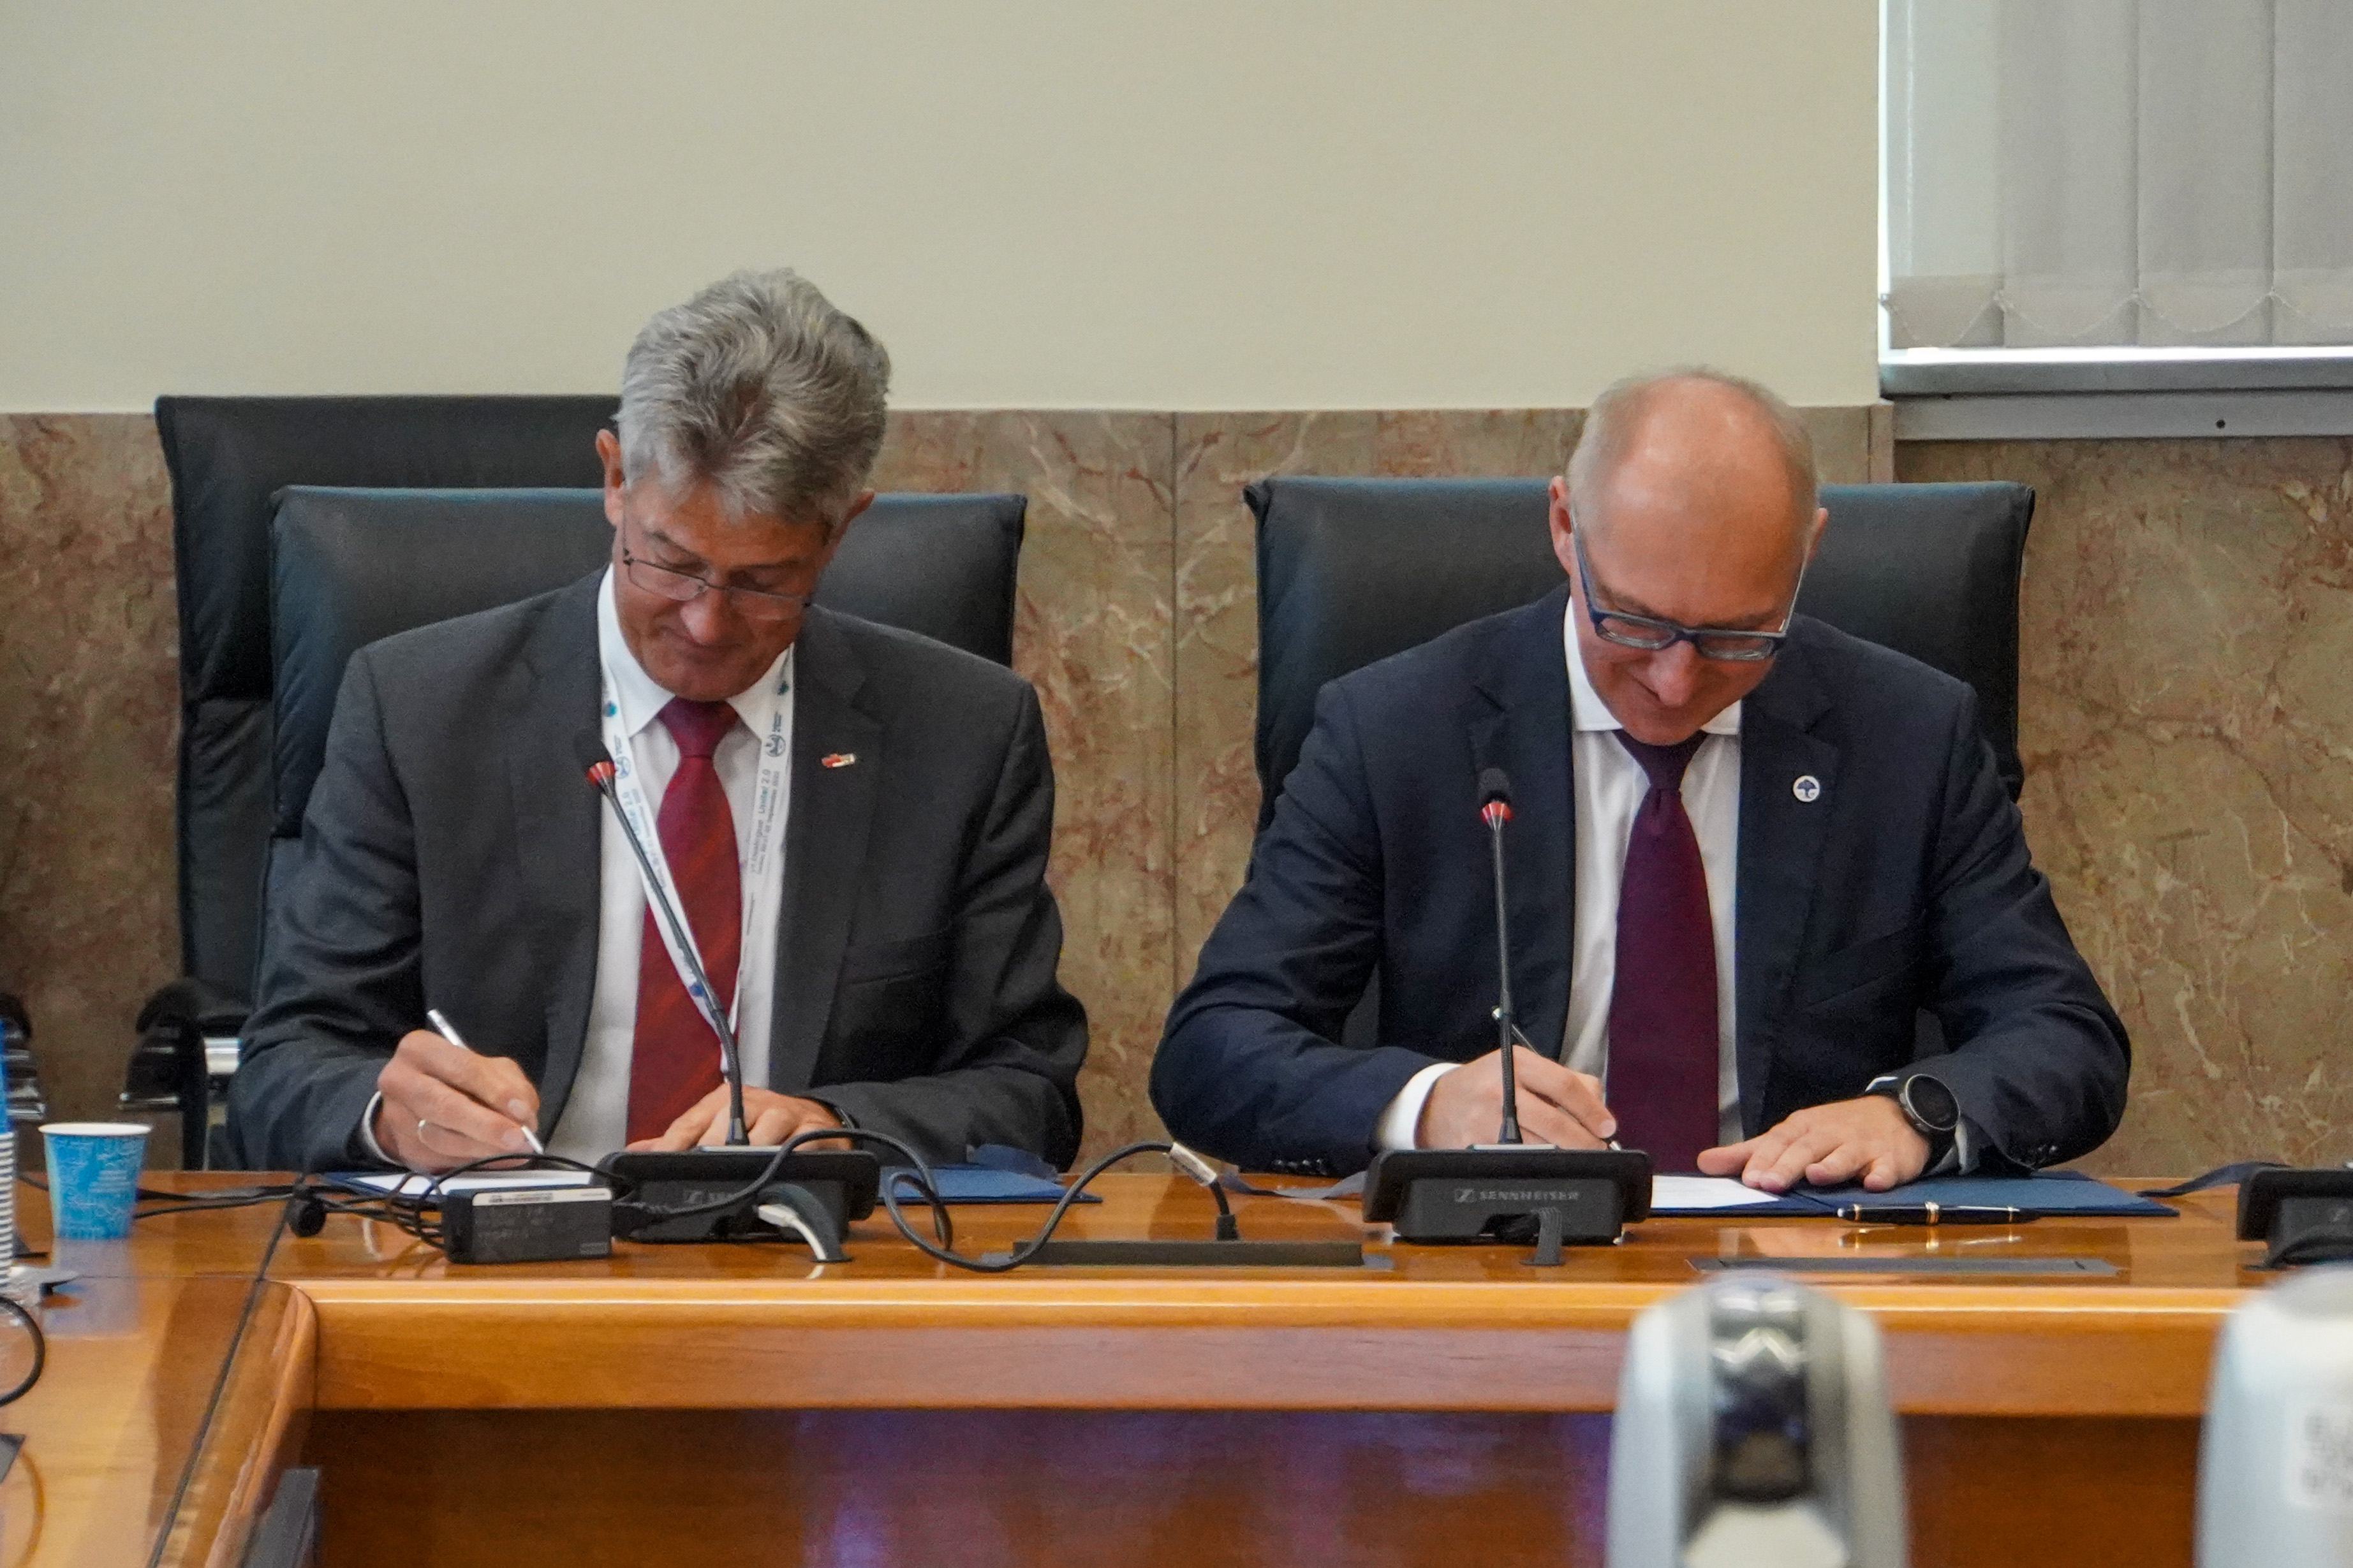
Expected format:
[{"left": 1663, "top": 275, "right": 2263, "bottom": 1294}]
[
  {"left": 159, "top": 1284, "right": 318, "bottom": 1568},
  {"left": 282, "top": 1278, "right": 2232, "bottom": 1417}
]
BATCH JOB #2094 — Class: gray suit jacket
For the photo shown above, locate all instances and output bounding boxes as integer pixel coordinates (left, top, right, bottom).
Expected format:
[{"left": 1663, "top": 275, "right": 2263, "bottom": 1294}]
[{"left": 228, "top": 574, "right": 1087, "bottom": 1171}]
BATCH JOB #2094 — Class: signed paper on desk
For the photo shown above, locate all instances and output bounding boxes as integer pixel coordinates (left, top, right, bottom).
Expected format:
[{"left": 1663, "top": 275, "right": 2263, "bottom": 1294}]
[
  {"left": 330, "top": 1170, "right": 596, "bottom": 1198},
  {"left": 1648, "top": 1176, "right": 1785, "bottom": 1212}
]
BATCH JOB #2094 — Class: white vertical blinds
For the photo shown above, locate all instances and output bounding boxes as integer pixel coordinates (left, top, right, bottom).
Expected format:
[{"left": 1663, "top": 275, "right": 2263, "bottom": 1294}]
[{"left": 1885, "top": 0, "right": 2353, "bottom": 350}]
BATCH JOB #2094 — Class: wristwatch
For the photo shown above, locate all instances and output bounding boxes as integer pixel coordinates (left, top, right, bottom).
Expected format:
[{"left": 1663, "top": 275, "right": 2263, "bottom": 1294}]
[{"left": 1866, "top": 1071, "right": 1959, "bottom": 1162}]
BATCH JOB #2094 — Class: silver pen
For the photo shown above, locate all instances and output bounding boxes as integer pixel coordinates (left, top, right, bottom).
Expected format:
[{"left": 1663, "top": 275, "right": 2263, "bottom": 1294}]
[{"left": 426, "top": 1007, "right": 546, "bottom": 1155}]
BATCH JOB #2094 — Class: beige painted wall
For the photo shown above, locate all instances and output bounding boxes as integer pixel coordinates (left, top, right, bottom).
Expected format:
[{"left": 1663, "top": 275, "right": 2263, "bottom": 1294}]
[{"left": 0, "top": 1, "right": 1879, "bottom": 411}]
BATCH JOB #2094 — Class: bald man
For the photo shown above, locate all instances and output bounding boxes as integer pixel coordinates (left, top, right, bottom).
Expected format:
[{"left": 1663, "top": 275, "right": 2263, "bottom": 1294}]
[{"left": 1151, "top": 369, "right": 2127, "bottom": 1191}]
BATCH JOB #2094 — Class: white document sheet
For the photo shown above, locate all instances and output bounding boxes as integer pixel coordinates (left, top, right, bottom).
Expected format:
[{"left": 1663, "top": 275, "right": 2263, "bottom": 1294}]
[
  {"left": 337, "top": 1169, "right": 595, "bottom": 1198},
  {"left": 1648, "top": 1175, "right": 1787, "bottom": 1212}
]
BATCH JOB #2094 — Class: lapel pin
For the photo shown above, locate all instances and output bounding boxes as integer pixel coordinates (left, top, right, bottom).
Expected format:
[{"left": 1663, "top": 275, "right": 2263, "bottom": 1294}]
[
  {"left": 1792, "top": 774, "right": 1822, "bottom": 803},
  {"left": 821, "top": 752, "right": 857, "bottom": 769}
]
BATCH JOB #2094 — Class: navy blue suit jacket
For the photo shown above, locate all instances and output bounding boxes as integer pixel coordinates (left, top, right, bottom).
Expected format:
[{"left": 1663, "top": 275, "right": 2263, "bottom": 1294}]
[{"left": 1151, "top": 587, "right": 2128, "bottom": 1177}]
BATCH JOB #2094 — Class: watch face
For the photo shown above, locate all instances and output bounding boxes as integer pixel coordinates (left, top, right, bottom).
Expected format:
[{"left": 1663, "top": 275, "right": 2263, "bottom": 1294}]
[{"left": 1903, "top": 1074, "right": 1960, "bottom": 1133}]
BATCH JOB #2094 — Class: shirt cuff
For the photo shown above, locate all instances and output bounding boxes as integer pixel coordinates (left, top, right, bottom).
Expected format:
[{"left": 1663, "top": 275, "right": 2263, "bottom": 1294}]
[
  {"left": 1942, "top": 1115, "right": 1984, "bottom": 1175},
  {"left": 353, "top": 1091, "right": 396, "bottom": 1167},
  {"left": 1373, "top": 1062, "right": 1456, "bottom": 1152}
]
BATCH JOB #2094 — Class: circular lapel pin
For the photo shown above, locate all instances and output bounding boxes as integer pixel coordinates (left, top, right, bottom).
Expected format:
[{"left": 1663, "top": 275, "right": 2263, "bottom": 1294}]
[{"left": 1792, "top": 775, "right": 1821, "bottom": 803}]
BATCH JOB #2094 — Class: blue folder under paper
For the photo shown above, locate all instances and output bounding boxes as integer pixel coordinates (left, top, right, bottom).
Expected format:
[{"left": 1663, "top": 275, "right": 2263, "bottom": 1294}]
[
  {"left": 886, "top": 1165, "right": 1098, "bottom": 1205},
  {"left": 1797, "top": 1169, "right": 2175, "bottom": 1217},
  {"left": 1646, "top": 1171, "right": 2174, "bottom": 1218},
  {"left": 1234, "top": 1171, "right": 2170, "bottom": 1217}
]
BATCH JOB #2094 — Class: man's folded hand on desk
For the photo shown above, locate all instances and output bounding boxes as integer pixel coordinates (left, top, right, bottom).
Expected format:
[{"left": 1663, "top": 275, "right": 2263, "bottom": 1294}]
[
  {"left": 372, "top": 1029, "right": 542, "bottom": 1173},
  {"left": 1697, "top": 1097, "right": 1929, "bottom": 1194},
  {"left": 624, "top": 1085, "right": 850, "bottom": 1151}
]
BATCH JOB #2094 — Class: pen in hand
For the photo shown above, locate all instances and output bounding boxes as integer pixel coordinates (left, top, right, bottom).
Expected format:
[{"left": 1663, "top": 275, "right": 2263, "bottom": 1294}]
[{"left": 426, "top": 1007, "right": 546, "bottom": 1155}]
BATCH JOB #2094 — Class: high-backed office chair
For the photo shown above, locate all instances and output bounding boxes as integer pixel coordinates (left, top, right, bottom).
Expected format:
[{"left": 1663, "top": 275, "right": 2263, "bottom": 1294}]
[
  {"left": 265, "top": 484, "right": 1025, "bottom": 864},
  {"left": 154, "top": 397, "right": 621, "bottom": 1024},
  {"left": 1250, "top": 477, "right": 2035, "bottom": 832},
  {"left": 1245, "top": 476, "right": 2035, "bottom": 1055},
  {"left": 144, "top": 395, "right": 1026, "bottom": 1165},
  {"left": 0, "top": 983, "right": 43, "bottom": 1147},
  {"left": 140, "top": 395, "right": 620, "bottom": 1162}
]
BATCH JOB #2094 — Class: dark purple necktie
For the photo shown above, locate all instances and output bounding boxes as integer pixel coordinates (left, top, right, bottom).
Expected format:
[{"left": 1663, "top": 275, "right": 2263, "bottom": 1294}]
[{"left": 1607, "top": 731, "right": 1720, "bottom": 1173}]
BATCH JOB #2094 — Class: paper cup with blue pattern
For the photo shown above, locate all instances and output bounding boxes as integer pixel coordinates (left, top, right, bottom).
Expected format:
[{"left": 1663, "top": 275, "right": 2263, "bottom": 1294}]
[{"left": 40, "top": 1122, "right": 149, "bottom": 1240}]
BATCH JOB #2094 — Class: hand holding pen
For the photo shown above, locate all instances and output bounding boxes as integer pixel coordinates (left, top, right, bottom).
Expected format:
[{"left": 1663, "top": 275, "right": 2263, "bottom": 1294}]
[{"left": 369, "top": 1008, "right": 544, "bottom": 1173}]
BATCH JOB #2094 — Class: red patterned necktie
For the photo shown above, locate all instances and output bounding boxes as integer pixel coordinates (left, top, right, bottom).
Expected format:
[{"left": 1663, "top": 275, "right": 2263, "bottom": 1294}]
[
  {"left": 1606, "top": 731, "right": 1720, "bottom": 1173},
  {"left": 626, "top": 698, "right": 742, "bottom": 1142}
]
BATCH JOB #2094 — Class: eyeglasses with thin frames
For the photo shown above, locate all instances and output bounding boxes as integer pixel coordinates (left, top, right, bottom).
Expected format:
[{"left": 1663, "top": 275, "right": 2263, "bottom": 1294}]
[
  {"left": 619, "top": 518, "right": 818, "bottom": 624},
  {"left": 1569, "top": 517, "right": 1808, "bottom": 662}
]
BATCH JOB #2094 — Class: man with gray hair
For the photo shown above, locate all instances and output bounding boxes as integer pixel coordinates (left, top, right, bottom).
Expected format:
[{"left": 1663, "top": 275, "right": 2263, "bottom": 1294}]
[
  {"left": 231, "top": 270, "right": 1088, "bottom": 1171},
  {"left": 1154, "top": 368, "right": 2126, "bottom": 1189}
]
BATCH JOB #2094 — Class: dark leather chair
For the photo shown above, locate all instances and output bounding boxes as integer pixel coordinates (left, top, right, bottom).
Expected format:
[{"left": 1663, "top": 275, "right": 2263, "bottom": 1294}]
[
  {"left": 266, "top": 483, "right": 1025, "bottom": 853},
  {"left": 156, "top": 396, "right": 621, "bottom": 1019},
  {"left": 145, "top": 395, "right": 621, "bottom": 1164},
  {"left": 1245, "top": 476, "right": 2035, "bottom": 1058},
  {"left": 146, "top": 395, "right": 1023, "bottom": 1165},
  {"left": 1250, "top": 477, "right": 2035, "bottom": 830},
  {"left": 0, "top": 983, "right": 42, "bottom": 1149}
]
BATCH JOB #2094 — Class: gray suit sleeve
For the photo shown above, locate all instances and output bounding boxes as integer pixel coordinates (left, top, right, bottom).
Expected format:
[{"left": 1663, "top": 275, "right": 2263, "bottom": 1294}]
[
  {"left": 813, "top": 688, "right": 1088, "bottom": 1167},
  {"left": 226, "top": 652, "right": 417, "bottom": 1172}
]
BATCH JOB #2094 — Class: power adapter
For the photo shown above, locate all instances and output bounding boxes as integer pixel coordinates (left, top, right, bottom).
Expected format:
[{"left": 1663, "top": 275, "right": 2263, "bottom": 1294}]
[{"left": 441, "top": 1185, "right": 614, "bottom": 1264}]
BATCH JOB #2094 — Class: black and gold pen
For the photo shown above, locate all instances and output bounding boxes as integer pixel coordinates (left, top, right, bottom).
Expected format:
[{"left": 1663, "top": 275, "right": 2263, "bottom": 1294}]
[{"left": 1835, "top": 1203, "right": 2035, "bottom": 1226}]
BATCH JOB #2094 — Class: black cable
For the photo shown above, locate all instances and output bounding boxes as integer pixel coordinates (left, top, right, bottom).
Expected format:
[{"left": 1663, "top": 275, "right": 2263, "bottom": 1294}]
[
  {"left": 607, "top": 1130, "right": 1206, "bottom": 1272},
  {"left": 0, "top": 1295, "right": 43, "bottom": 1407},
  {"left": 604, "top": 1132, "right": 910, "bottom": 1226},
  {"left": 131, "top": 1138, "right": 1203, "bottom": 1275},
  {"left": 1205, "top": 1173, "right": 1239, "bottom": 1242},
  {"left": 874, "top": 1139, "right": 1186, "bottom": 1274},
  {"left": 131, "top": 1185, "right": 298, "bottom": 1220},
  {"left": 15, "top": 1173, "right": 286, "bottom": 1204}
]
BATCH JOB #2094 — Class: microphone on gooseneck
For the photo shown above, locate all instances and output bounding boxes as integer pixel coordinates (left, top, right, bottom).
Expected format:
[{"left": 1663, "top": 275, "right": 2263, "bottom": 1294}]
[
  {"left": 1478, "top": 767, "right": 1525, "bottom": 1146},
  {"left": 572, "top": 727, "right": 749, "bottom": 1147}
]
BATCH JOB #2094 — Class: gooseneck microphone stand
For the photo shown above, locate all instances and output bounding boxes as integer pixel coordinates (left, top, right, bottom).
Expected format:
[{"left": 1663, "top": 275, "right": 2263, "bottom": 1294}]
[{"left": 1480, "top": 770, "right": 1523, "bottom": 1145}]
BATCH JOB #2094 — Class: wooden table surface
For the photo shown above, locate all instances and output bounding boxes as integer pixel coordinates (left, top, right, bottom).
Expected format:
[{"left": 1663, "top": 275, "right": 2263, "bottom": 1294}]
[
  {"left": 10, "top": 1169, "right": 2269, "bottom": 1568},
  {"left": 243, "top": 1171, "right": 2259, "bottom": 1417}
]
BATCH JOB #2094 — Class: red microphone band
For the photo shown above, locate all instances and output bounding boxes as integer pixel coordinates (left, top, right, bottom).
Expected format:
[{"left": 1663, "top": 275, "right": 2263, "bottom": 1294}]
[
  {"left": 1482, "top": 800, "right": 1512, "bottom": 828},
  {"left": 587, "top": 761, "right": 617, "bottom": 788}
]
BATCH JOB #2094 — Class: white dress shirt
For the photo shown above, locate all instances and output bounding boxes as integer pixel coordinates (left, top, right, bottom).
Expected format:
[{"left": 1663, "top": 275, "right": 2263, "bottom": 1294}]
[
  {"left": 1375, "top": 604, "right": 1743, "bottom": 1150},
  {"left": 544, "top": 569, "right": 793, "bottom": 1159},
  {"left": 358, "top": 568, "right": 794, "bottom": 1166}
]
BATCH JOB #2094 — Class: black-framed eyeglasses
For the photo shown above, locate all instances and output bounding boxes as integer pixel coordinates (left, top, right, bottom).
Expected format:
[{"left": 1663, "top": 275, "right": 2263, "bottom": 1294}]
[
  {"left": 619, "top": 519, "right": 815, "bottom": 624},
  {"left": 1570, "top": 518, "right": 1807, "bottom": 663}
]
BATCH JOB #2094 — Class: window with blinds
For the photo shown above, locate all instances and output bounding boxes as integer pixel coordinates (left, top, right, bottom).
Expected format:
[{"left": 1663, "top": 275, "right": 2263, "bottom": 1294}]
[{"left": 1885, "top": 0, "right": 2353, "bottom": 354}]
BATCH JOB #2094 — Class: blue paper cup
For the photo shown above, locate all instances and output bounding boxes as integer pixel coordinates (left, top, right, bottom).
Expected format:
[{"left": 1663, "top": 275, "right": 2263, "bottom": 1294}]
[{"left": 40, "top": 1122, "right": 149, "bottom": 1240}]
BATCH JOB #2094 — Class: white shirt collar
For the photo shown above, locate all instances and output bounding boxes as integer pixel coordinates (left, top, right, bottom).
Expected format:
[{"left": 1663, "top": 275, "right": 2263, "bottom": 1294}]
[
  {"left": 1562, "top": 598, "right": 1742, "bottom": 737},
  {"left": 596, "top": 566, "right": 792, "bottom": 738}
]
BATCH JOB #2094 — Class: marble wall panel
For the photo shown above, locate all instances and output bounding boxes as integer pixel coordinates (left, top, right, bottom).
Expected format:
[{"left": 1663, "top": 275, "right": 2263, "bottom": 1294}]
[
  {"left": 1900, "top": 439, "right": 2353, "bottom": 1174},
  {"left": 872, "top": 413, "right": 1177, "bottom": 1158},
  {"left": 0, "top": 416, "right": 179, "bottom": 1125},
  {"left": 1171, "top": 414, "right": 1375, "bottom": 986}
]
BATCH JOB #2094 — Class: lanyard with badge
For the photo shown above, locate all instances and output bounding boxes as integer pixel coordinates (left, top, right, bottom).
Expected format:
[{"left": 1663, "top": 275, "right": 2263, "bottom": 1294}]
[{"left": 598, "top": 647, "right": 793, "bottom": 1054}]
